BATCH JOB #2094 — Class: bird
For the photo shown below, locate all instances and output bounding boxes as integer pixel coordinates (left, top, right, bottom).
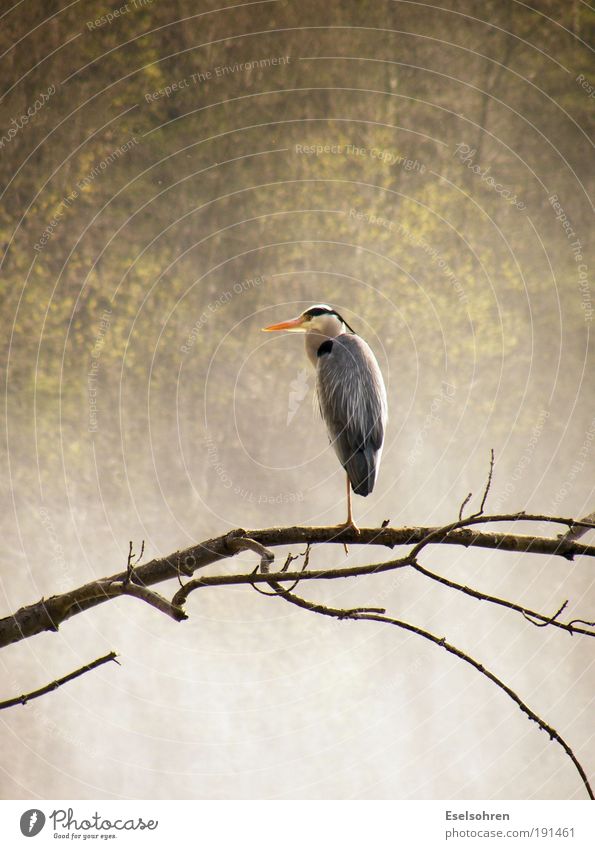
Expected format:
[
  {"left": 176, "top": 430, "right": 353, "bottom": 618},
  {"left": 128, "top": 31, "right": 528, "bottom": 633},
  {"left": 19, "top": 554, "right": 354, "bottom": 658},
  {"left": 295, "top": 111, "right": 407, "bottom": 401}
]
[{"left": 263, "top": 304, "right": 388, "bottom": 530}]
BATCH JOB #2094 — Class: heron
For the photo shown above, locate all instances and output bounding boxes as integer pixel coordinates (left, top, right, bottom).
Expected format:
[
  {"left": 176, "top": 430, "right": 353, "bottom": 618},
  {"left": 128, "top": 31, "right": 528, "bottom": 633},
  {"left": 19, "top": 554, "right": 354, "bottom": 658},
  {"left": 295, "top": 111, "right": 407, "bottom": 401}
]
[{"left": 263, "top": 304, "right": 388, "bottom": 530}]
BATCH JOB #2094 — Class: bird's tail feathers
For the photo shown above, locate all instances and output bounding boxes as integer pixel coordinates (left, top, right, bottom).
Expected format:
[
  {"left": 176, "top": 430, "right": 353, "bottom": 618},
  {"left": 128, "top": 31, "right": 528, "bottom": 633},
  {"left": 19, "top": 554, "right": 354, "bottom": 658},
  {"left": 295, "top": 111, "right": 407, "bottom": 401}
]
[{"left": 346, "top": 446, "right": 378, "bottom": 496}]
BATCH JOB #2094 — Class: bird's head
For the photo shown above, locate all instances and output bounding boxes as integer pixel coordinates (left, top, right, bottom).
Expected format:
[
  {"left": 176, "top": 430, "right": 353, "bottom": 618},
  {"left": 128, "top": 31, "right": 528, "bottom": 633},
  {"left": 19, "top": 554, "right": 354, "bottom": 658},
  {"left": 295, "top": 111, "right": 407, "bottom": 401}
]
[{"left": 262, "top": 304, "right": 355, "bottom": 337}]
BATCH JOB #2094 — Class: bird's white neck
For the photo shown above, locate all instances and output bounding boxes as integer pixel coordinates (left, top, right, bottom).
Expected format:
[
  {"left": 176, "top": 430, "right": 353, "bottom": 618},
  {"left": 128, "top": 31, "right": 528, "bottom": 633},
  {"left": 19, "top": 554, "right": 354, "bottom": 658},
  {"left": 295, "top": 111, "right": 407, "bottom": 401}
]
[{"left": 304, "top": 313, "right": 347, "bottom": 366}]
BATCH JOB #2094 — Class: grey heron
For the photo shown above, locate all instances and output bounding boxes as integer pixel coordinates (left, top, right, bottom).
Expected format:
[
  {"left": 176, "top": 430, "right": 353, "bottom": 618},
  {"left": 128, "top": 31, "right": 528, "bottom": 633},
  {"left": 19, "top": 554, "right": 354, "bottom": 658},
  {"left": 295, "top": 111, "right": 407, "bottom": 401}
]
[{"left": 263, "top": 304, "right": 388, "bottom": 530}]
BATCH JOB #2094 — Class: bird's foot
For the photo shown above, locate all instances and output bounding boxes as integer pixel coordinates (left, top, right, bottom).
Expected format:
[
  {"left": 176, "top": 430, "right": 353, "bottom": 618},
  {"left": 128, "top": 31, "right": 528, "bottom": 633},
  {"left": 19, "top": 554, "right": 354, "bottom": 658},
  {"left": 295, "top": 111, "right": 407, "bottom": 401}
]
[{"left": 335, "top": 519, "right": 360, "bottom": 555}]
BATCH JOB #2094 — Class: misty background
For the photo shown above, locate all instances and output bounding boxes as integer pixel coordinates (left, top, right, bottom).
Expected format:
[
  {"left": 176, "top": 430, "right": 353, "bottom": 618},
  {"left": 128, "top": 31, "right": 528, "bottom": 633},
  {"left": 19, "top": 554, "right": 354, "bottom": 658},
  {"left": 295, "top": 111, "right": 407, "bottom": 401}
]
[{"left": 0, "top": 0, "right": 593, "bottom": 799}]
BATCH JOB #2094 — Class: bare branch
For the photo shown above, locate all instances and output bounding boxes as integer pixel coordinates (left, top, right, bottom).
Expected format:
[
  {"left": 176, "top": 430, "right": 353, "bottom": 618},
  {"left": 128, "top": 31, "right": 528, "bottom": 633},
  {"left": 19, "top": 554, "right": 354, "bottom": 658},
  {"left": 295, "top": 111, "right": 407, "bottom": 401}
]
[
  {"left": 226, "top": 536, "right": 275, "bottom": 572},
  {"left": 274, "top": 590, "right": 594, "bottom": 801},
  {"left": 249, "top": 514, "right": 595, "bottom": 559},
  {"left": 124, "top": 539, "right": 145, "bottom": 586},
  {"left": 409, "top": 563, "right": 594, "bottom": 637},
  {"left": 0, "top": 652, "right": 119, "bottom": 710},
  {"left": 474, "top": 448, "right": 495, "bottom": 518},
  {"left": 458, "top": 492, "right": 472, "bottom": 521},
  {"left": 568, "top": 617, "right": 595, "bottom": 630},
  {"left": 105, "top": 581, "right": 188, "bottom": 622},
  {"left": 251, "top": 544, "right": 312, "bottom": 597},
  {"left": 559, "top": 511, "right": 595, "bottom": 542},
  {"left": 281, "top": 551, "right": 301, "bottom": 572},
  {"left": 172, "top": 555, "right": 412, "bottom": 606},
  {"left": 458, "top": 448, "right": 494, "bottom": 521},
  {"left": 522, "top": 600, "right": 569, "bottom": 629}
]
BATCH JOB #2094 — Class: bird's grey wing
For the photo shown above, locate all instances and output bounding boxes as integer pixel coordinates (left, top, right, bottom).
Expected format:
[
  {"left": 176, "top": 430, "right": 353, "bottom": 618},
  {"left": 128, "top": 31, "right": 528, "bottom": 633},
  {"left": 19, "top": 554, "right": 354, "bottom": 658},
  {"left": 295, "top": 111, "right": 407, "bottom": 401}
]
[{"left": 316, "top": 335, "right": 387, "bottom": 496}]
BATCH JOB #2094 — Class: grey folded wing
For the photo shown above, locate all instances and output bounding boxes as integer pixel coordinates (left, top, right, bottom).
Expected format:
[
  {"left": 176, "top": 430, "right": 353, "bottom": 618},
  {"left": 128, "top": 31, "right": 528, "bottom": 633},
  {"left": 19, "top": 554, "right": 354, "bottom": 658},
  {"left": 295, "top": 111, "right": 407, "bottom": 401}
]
[{"left": 316, "top": 334, "right": 387, "bottom": 496}]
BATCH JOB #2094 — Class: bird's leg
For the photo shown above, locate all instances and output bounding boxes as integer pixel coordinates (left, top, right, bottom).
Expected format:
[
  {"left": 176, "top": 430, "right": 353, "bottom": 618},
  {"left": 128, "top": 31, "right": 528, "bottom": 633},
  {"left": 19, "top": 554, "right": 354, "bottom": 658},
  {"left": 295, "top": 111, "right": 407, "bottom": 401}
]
[
  {"left": 338, "top": 474, "right": 360, "bottom": 555},
  {"left": 346, "top": 473, "right": 355, "bottom": 528}
]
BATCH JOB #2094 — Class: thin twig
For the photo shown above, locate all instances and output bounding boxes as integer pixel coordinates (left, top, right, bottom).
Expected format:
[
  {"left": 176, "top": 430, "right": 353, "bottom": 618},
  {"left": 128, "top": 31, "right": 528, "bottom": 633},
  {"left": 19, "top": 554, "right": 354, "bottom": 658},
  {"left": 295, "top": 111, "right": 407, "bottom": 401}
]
[
  {"left": 124, "top": 541, "right": 135, "bottom": 585},
  {"left": 107, "top": 581, "right": 188, "bottom": 622},
  {"left": 281, "top": 552, "right": 300, "bottom": 572},
  {"left": 568, "top": 617, "right": 595, "bottom": 629},
  {"left": 124, "top": 540, "right": 145, "bottom": 586},
  {"left": 522, "top": 600, "right": 569, "bottom": 629},
  {"left": 458, "top": 449, "right": 494, "bottom": 521},
  {"left": 409, "top": 562, "right": 594, "bottom": 637},
  {"left": 0, "top": 652, "right": 119, "bottom": 710},
  {"left": 251, "top": 550, "right": 311, "bottom": 597},
  {"left": 559, "top": 511, "right": 595, "bottom": 542},
  {"left": 459, "top": 492, "right": 472, "bottom": 521},
  {"left": 281, "top": 544, "right": 311, "bottom": 573},
  {"left": 97, "top": 580, "right": 188, "bottom": 622},
  {"left": 473, "top": 448, "right": 495, "bottom": 518},
  {"left": 227, "top": 536, "right": 275, "bottom": 572}
]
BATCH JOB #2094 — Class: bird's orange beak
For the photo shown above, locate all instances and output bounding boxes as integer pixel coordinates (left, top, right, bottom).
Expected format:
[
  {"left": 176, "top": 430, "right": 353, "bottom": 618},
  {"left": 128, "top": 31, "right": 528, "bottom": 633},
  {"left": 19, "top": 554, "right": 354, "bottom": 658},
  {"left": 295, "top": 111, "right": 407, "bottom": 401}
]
[{"left": 262, "top": 315, "right": 306, "bottom": 332}]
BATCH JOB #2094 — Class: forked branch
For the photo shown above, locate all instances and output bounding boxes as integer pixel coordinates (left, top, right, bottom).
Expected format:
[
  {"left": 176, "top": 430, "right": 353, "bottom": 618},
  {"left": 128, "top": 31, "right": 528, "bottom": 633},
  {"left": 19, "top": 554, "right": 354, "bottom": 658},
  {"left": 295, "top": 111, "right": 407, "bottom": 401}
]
[
  {"left": 273, "top": 588, "right": 594, "bottom": 800},
  {"left": 1, "top": 503, "right": 593, "bottom": 798}
]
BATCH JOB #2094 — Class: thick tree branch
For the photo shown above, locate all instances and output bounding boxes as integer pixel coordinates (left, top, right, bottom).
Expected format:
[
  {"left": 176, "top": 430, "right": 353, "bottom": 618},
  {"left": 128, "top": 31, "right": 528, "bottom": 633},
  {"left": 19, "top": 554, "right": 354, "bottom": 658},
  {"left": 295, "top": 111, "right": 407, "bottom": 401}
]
[
  {"left": 1, "top": 514, "right": 594, "bottom": 648},
  {"left": 0, "top": 652, "right": 119, "bottom": 710}
]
